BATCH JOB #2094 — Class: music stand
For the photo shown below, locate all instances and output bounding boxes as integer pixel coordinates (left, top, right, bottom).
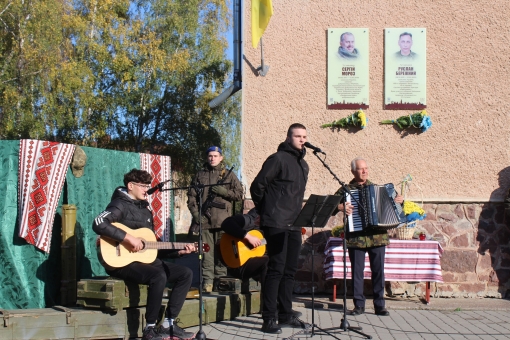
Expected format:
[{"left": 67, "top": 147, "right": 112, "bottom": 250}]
[{"left": 289, "top": 194, "right": 342, "bottom": 339}]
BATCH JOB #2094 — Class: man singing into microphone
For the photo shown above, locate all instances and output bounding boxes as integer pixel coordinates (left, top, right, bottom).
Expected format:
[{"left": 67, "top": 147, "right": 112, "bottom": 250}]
[
  {"left": 92, "top": 169, "right": 196, "bottom": 340},
  {"left": 250, "top": 123, "right": 309, "bottom": 334}
]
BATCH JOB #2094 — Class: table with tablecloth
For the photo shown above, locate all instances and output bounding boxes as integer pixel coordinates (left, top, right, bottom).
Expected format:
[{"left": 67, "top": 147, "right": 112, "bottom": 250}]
[{"left": 323, "top": 237, "right": 444, "bottom": 303}]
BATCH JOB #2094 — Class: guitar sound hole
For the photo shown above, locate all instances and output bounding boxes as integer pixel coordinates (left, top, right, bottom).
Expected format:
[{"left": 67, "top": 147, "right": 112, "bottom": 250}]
[{"left": 231, "top": 241, "right": 238, "bottom": 258}]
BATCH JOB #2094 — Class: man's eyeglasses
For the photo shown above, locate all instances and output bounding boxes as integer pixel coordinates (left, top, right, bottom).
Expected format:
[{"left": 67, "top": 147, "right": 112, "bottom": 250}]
[{"left": 132, "top": 182, "right": 151, "bottom": 189}]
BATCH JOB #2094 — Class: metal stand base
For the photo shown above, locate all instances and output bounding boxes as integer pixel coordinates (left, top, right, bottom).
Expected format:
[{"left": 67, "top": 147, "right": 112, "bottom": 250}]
[
  {"left": 340, "top": 318, "right": 372, "bottom": 339},
  {"left": 285, "top": 321, "right": 344, "bottom": 340},
  {"left": 194, "top": 329, "right": 207, "bottom": 340}
]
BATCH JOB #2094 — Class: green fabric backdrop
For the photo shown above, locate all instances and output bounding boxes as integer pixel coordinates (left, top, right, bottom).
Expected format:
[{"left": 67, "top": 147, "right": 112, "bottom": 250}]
[
  {"left": 66, "top": 146, "right": 140, "bottom": 281},
  {"left": 0, "top": 143, "right": 169, "bottom": 309},
  {"left": 0, "top": 141, "right": 59, "bottom": 309}
]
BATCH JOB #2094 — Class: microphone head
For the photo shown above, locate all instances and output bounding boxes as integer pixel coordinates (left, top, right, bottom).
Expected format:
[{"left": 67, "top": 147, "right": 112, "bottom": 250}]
[
  {"left": 303, "top": 142, "right": 325, "bottom": 154},
  {"left": 146, "top": 187, "right": 158, "bottom": 195},
  {"left": 146, "top": 182, "right": 164, "bottom": 195}
]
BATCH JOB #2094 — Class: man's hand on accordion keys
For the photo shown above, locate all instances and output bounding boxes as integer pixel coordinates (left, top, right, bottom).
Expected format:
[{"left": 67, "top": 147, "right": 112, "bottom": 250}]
[
  {"left": 338, "top": 202, "right": 353, "bottom": 216},
  {"left": 394, "top": 194, "right": 404, "bottom": 204}
]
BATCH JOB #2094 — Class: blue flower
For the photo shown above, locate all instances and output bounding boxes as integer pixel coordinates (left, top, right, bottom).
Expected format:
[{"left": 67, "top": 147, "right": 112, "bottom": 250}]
[
  {"left": 406, "top": 212, "right": 427, "bottom": 222},
  {"left": 420, "top": 115, "right": 432, "bottom": 132}
]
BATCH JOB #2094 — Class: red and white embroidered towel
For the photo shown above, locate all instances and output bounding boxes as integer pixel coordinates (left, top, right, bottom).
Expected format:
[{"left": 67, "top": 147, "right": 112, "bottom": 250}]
[
  {"left": 18, "top": 140, "right": 75, "bottom": 252},
  {"left": 140, "top": 153, "right": 172, "bottom": 241}
]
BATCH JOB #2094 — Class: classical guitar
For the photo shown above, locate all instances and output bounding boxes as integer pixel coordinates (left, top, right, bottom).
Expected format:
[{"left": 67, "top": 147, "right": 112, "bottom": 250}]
[
  {"left": 219, "top": 230, "right": 266, "bottom": 269},
  {"left": 100, "top": 222, "right": 209, "bottom": 268}
]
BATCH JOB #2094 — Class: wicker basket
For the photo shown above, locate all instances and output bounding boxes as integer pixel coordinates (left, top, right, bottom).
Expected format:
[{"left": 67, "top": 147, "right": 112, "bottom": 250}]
[
  {"left": 396, "top": 227, "right": 414, "bottom": 240},
  {"left": 396, "top": 221, "right": 417, "bottom": 240}
]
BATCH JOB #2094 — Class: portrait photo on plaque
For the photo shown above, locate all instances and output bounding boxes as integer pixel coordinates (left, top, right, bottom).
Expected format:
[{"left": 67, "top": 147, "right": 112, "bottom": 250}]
[
  {"left": 327, "top": 28, "right": 369, "bottom": 109},
  {"left": 384, "top": 28, "right": 427, "bottom": 109}
]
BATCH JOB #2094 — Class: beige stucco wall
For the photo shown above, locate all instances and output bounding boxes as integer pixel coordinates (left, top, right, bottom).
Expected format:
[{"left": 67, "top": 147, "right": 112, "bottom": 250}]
[{"left": 242, "top": 0, "right": 510, "bottom": 202}]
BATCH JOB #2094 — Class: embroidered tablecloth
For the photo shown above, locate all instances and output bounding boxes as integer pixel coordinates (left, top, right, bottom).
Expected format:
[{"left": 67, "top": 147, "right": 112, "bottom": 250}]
[{"left": 324, "top": 237, "right": 444, "bottom": 282}]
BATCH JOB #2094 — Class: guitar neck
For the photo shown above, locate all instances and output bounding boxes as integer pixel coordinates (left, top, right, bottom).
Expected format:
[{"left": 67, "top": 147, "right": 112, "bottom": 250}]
[{"left": 144, "top": 241, "right": 189, "bottom": 250}]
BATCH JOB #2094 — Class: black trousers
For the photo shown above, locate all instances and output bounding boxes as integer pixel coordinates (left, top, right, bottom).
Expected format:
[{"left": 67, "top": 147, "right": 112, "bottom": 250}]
[
  {"left": 261, "top": 227, "right": 301, "bottom": 321},
  {"left": 348, "top": 245, "right": 386, "bottom": 309},
  {"left": 107, "top": 258, "right": 192, "bottom": 324},
  {"left": 228, "top": 256, "right": 269, "bottom": 284}
]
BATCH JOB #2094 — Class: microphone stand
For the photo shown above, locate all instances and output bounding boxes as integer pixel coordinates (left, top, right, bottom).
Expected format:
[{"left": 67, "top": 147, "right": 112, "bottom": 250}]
[
  {"left": 310, "top": 151, "right": 371, "bottom": 339},
  {"left": 287, "top": 194, "right": 342, "bottom": 340},
  {"left": 161, "top": 181, "right": 231, "bottom": 340}
]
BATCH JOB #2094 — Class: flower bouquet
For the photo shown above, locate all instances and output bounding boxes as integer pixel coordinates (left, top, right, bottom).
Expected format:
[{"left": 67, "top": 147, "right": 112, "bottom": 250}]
[
  {"left": 396, "top": 200, "right": 427, "bottom": 240},
  {"left": 331, "top": 225, "right": 344, "bottom": 238},
  {"left": 403, "top": 200, "right": 426, "bottom": 223},
  {"left": 321, "top": 109, "right": 367, "bottom": 129},
  {"left": 380, "top": 109, "right": 432, "bottom": 132}
]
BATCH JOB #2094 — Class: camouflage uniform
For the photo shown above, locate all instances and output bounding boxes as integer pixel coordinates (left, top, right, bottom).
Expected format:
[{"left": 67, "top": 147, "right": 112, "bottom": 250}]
[{"left": 187, "top": 162, "right": 243, "bottom": 289}]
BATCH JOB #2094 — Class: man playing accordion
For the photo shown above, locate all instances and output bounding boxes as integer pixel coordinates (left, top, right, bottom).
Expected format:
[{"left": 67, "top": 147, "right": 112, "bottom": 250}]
[{"left": 334, "top": 157, "right": 404, "bottom": 317}]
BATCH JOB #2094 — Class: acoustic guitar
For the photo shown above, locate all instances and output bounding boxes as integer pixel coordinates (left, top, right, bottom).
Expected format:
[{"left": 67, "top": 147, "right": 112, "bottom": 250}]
[
  {"left": 220, "top": 230, "right": 266, "bottom": 269},
  {"left": 100, "top": 222, "right": 209, "bottom": 268}
]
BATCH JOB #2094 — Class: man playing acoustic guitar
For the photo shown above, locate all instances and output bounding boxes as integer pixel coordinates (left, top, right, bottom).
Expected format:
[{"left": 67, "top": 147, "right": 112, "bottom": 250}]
[
  {"left": 92, "top": 169, "right": 195, "bottom": 340},
  {"left": 220, "top": 208, "right": 269, "bottom": 285}
]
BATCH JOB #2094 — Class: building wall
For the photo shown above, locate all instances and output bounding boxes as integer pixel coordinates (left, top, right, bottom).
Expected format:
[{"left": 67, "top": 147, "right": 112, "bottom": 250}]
[
  {"left": 241, "top": 1, "right": 510, "bottom": 297},
  {"left": 242, "top": 0, "right": 510, "bottom": 202}
]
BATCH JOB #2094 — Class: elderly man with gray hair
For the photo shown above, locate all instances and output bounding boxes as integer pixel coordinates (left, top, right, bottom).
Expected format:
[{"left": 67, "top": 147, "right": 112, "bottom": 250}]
[{"left": 334, "top": 157, "right": 404, "bottom": 317}]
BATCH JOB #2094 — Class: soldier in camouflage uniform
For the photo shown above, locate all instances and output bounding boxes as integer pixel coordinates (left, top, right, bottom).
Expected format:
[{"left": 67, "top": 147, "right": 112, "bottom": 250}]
[
  {"left": 187, "top": 146, "right": 243, "bottom": 293},
  {"left": 334, "top": 157, "right": 403, "bottom": 317}
]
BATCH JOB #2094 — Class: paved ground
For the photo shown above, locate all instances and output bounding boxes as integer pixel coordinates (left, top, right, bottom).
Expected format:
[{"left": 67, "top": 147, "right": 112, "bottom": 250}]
[{"left": 184, "top": 296, "right": 510, "bottom": 339}]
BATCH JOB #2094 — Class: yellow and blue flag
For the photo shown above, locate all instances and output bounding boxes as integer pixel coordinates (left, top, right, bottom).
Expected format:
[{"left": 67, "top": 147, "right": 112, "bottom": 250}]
[{"left": 251, "top": 0, "right": 273, "bottom": 48}]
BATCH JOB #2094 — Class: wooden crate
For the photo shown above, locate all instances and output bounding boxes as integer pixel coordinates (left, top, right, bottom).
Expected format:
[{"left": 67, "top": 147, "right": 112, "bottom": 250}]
[
  {"left": 77, "top": 278, "right": 148, "bottom": 312},
  {"left": 216, "top": 277, "right": 262, "bottom": 294},
  {"left": 0, "top": 306, "right": 143, "bottom": 340}
]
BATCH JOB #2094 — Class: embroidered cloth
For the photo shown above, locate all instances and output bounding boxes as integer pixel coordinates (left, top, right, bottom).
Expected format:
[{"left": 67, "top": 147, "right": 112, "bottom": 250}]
[
  {"left": 140, "top": 153, "right": 172, "bottom": 241},
  {"left": 324, "top": 237, "right": 444, "bottom": 282},
  {"left": 18, "top": 140, "right": 75, "bottom": 252}
]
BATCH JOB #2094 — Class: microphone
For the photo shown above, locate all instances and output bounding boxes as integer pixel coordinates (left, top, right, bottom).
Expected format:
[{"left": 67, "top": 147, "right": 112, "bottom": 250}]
[
  {"left": 147, "top": 179, "right": 172, "bottom": 195},
  {"left": 304, "top": 142, "right": 326, "bottom": 154}
]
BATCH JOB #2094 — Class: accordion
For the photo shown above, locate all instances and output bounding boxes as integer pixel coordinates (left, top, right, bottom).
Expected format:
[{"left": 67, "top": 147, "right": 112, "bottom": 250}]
[{"left": 346, "top": 183, "right": 406, "bottom": 232}]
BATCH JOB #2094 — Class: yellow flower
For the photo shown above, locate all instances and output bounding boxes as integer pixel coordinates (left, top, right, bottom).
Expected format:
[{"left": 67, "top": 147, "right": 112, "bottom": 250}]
[
  {"left": 421, "top": 109, "right": 428, "bottom": 116},
  {"left": 358, "top": 110, "right": 367, "bottom": 128},
  {"left": 403, "top": 201, "right": 425, "bottom": 215}
]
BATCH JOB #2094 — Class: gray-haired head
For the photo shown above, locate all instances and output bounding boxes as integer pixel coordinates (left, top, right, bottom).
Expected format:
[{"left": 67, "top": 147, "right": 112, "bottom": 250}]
[
  {"left": 351, "top": 157, "right": 367, "bottom": 172},
  {"left": 340, "top": 32, "right": 354, "bottom": 43}
]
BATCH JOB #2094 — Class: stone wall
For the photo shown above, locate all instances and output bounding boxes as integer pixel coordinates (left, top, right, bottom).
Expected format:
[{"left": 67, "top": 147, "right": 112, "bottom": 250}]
[{"left": 244, "top": 201, "right": 510, "bottom": 299}]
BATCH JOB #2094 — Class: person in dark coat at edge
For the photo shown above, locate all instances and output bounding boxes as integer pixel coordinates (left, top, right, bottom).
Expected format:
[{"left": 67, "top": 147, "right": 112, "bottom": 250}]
[
  {"left": 220, "top": 207, "right": 269, "bottom": 285},
  {"left": 92, "top": 169, "right": 196, "bottom": 340},
  {"left": 250, "top": 123, "right": 309, "bottom": 334}
]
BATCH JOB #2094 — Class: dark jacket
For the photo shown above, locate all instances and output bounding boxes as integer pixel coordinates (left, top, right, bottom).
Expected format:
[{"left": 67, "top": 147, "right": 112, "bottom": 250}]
[
  {"left": 92, "top": 187, "right": 153, "bottom": 242},
  {"left": 250, "top": 142, "right": 309, "bottom": 229},
  {"left": 221, "top": 208, "right": 260, "bottom": 239},
  {"left": 92, "top": 187, "right": 179, "bottom": 268},
  {"left": 187, "top": 162, "right": 243, "bottom": 230}
]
